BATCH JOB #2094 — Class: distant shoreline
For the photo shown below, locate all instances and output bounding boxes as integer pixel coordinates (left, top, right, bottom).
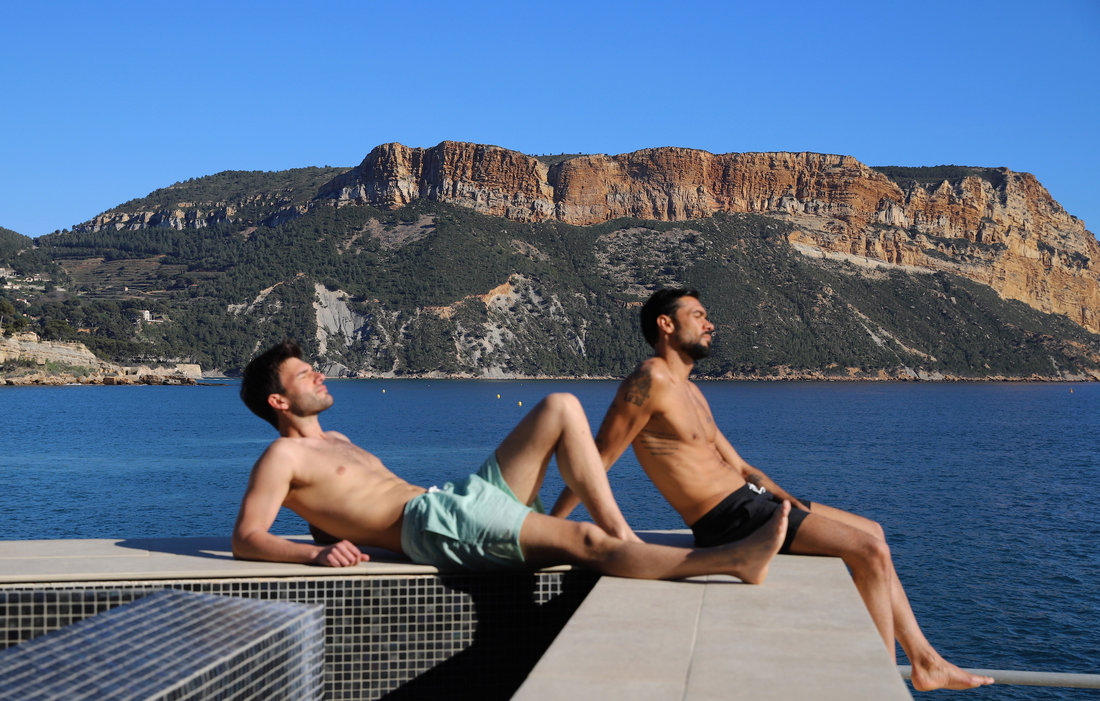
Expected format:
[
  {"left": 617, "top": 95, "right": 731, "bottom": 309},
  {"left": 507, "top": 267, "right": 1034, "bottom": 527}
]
[
  {"left": 323, "top": 371, "right": 1097, "bottom": 383},
  {"left": 3, "top": 368, "right": 1096, "bottom": 386}
]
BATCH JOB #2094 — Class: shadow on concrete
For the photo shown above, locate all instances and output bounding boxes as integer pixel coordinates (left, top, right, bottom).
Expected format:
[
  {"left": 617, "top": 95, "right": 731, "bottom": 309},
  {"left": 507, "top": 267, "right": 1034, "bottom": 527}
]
[
  {"left": 111, "top": 535, "right": 410, "bottom": 564},
  {"left": 112, "top": 537, "right": 236, "bottom": 560},
  {"left": 381, "top": 572, "right": 598, "bottom": 701}
]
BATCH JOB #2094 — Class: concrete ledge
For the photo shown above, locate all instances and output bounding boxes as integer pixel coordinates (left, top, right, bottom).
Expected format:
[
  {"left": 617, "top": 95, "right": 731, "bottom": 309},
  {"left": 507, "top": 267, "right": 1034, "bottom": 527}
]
[
  {"left": 0, "top": 535, "right": 574, "bottom": 584},
  {"left": 2, "top": 533, "right": 913, "bottom": 699},
  {"left": 515, "top": 553, "right": 913, "bottom": 701}
]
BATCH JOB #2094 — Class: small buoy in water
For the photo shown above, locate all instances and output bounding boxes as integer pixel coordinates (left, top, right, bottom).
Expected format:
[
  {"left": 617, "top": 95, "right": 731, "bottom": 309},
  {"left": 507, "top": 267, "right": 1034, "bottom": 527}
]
[
  {"left": 518, "top": 401, "right": 522, "bottom": 407},
  {"left": 497, "top": 394, "right": 500, "bottom": 398},
  {"left": 382, "top": 389, "right": 385, "bottom": 393}
]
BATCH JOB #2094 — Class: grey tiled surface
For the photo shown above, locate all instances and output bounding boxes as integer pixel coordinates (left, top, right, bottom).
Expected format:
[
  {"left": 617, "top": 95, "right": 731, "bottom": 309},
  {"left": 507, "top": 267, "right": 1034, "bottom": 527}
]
[
  {"left": 1, "top": 572, "right": 597, "bottom": 700},
  {"left": 515, "top": 555, "right": 914, "bottom": 701},
  {"left": 0, "top": 589, "right": 324, "bottom": 701}
]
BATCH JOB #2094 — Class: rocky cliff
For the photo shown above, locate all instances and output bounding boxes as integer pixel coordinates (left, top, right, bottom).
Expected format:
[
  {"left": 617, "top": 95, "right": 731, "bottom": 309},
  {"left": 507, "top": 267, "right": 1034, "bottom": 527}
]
[
  {"left": 0, "top": 333, "right": 204, "bottom": 385},
  {"left": 71, "top": 167, "right": 347, "bottom": 233},
  {"left": 318, "top": 142, "right": 1100, "bottom": 333}
]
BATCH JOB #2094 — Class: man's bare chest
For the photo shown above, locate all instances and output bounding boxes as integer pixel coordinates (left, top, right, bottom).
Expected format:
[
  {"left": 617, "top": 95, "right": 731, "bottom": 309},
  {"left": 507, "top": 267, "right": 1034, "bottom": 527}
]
[{"left": 292, "top": 443, "right": 386, "bottom": 489}]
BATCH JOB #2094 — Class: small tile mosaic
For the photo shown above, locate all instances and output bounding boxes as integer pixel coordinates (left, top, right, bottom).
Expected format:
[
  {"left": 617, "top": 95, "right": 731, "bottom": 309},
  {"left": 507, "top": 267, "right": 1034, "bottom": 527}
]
[
  {"left": 0, "top": 572, "right": 597, "bottom": 701},
  {"left": 0, "top": 589, "right": 324, "bottom": 701}
]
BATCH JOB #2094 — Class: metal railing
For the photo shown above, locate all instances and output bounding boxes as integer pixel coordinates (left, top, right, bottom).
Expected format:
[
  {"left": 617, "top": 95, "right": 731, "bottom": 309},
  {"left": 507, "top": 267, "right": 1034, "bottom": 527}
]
[{"left": 898, "top": 665, "right": 1100, "bottom": 689}]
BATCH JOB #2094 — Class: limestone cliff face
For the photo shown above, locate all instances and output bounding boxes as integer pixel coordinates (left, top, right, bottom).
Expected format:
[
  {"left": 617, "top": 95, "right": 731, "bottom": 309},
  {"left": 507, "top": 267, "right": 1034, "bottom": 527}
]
[
  {"left": 0, "top": 332, "right": 110, "bottom": 367},
  {"left": 319, "top": 144, "right": 901, "bottom": 225},
  {"left": 321, "top": 142, "right": 1100, "bottom": 333},
  {"left": 784, "top": 169, "right": 1100, "bottom": 333},
  {"left": 318, "top": 141, "right": 556, "bottom": 221},
  {"left": 80, "top": 205, "right": 238, "bottom": 232}
]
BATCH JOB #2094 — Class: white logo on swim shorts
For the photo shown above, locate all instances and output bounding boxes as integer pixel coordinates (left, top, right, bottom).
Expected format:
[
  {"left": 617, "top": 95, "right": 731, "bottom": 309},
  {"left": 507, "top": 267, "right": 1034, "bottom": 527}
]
[
  {"left": 747, "top": 483, "right": 766, "bottom": 495},
  {"left": 428, "top": 486, "right": 441, "bottom": 493}
]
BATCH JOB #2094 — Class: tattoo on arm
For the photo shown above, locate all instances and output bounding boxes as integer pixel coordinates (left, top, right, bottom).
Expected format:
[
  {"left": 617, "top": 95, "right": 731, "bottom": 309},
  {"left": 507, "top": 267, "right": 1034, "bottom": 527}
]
[
  {"left": 622, "top": 369, "right": 653, "bottom": 407},
  {"left": 638, "top": 430, "right": 679, "bottom": 456}
]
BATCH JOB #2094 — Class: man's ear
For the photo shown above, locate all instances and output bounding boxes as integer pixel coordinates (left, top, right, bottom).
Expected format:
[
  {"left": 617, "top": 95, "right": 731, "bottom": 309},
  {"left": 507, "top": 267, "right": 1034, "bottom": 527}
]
[
  {"left": 656, "top": 313, "right": 676, "bottom": 336},
  {"left": 267, "top": 393, "right": 290, "bottom": 412}
]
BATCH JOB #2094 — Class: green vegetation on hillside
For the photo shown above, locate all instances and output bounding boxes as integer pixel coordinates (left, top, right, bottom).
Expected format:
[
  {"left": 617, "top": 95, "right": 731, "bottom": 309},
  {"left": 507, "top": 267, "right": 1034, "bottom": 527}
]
[
  {"left": 534, "top": 154, "right": 588, "bottom": 165},
  {"left": 16, "top": 194, "right": 1098, "bottom": 379},
  {"left": 0, "top": 225, "right": 66, "bottom": 279},
  {"left": 871, "top": 165, "right": 1007, "bottom": 191},
  {"left": 11, "top": 153, "right": 1098, "bottom": 382},
  {"left": 0, "top": 226, "right": 31, "bottom": 262},
  {"left": 106, "top": 167, "right": 350, "bottom": 213}
]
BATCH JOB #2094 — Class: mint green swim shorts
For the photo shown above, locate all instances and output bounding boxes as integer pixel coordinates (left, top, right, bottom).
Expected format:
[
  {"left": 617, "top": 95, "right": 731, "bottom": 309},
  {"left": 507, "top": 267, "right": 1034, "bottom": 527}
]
[{"left": 400, "top": 452, "right": 545, "bottom": 572}]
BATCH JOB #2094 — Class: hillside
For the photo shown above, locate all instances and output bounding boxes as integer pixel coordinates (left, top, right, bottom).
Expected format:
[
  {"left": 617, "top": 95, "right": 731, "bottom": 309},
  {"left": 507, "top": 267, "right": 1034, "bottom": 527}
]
[
  {"left": 2, "top": 143, "right": 1097, "bottom": 380},
  {"left": 0, "top": 226, "right": 31, "bottom": 259},
  {"left": 0, "top": 225, "right": 60, "bottom": 278},
  {"left": 314, "top": 142, "right": 1100, "bottom": 335}
]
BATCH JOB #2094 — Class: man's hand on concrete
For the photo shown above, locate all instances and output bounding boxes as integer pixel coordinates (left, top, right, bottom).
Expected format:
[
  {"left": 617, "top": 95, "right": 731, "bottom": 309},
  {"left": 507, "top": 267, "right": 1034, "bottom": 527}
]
[{"left": 314, "top": 540, "right": 368, "bottom": 567}]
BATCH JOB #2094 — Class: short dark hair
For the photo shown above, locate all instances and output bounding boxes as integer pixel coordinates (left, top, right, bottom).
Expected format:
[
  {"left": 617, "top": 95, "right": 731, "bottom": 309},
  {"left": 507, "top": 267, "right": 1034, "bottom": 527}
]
[
  {"left": 240, "top": 339, "right": 302, "bottom": 428},
  {"left": 640, "top": 288, "right": 700, "bottom": 346}
]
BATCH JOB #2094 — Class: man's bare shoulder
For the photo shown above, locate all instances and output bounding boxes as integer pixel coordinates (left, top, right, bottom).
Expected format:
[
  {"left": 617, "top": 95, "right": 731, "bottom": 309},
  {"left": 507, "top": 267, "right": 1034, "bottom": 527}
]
[
  {"left": 263, "top": 431, "right": 350, "bottom": 456},
  {"left": 618, "top": 358, "right": 672, "bottom": 408},
  {"left": 253, "top": 436, "right": 313, "bottom": 473}
]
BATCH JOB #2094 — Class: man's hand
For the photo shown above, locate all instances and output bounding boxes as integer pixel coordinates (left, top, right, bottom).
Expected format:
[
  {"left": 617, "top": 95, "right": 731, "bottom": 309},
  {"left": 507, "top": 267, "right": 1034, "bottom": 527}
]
[{"left": 313, "top": 540, "right": 369, "bottom": 567}]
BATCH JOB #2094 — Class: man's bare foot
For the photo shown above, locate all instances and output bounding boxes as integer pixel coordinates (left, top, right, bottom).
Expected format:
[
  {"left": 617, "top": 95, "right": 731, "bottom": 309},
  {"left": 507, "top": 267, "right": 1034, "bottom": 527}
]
[
  {"left": 910, "top": 656, "right": 994, "bottom": 691},
  {"left": 726, "top": 500, "right": 790, "bottom": 584}
]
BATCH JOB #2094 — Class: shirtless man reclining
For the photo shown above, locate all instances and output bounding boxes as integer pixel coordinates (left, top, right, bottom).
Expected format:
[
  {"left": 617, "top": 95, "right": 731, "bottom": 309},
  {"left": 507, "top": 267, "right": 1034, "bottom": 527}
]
[
  {"left": 231, "top": 339, "right": 789, "bottom": 584},
  {"left": 550, "top": 288, "right": 994, "bottom": 692}
]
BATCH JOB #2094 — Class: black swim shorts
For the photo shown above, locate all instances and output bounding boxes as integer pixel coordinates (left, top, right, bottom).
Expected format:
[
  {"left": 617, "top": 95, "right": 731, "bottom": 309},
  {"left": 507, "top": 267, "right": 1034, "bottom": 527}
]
[{"left": 690, "top": 484, "right": 811, "bottom": 554}]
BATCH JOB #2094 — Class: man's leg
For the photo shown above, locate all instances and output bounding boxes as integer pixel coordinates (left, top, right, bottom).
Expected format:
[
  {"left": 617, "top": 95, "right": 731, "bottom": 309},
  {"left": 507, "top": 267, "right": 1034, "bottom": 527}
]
[
  {"left": 517, "top": 504, "right": 790, "bottom": 584},
  {"left": 789, "top": 513, "right": 992, "bottom": 691},
  {"left": 805, "top": 504, "right": 931, "bottom": 668},
  {"left": 493, "top": 393, "right": 637, "bottom": 541}
]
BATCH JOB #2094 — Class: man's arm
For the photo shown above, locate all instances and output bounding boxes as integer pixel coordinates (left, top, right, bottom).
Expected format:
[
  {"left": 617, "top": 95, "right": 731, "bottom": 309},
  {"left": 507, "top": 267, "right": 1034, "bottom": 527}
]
[
  {"left": 550, "top": 364, "right": 660, "bottom": 519},
  {"left": 712, "top": 432, "right": 809, "bottom": 512},
  {"left": 231, "top": 444, "right": 368, "bottom": 567}
]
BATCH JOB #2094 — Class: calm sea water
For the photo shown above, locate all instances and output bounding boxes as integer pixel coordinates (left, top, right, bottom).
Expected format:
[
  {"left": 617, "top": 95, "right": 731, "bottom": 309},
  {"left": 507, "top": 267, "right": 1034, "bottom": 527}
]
[{"left": 1, "top": 380, "right": 1097, "bottom": 699}]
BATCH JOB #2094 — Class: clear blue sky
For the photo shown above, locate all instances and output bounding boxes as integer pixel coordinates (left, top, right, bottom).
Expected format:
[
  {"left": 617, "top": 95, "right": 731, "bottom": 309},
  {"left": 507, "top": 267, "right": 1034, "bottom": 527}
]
[{"left": 2, "top": 0, "right": 1097, "bottom": 238}]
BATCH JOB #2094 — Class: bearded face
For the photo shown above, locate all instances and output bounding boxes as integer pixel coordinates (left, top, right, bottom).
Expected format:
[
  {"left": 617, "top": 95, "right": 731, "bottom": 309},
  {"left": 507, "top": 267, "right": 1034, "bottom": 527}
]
[
  {"left": 682, "top": 338, "right": 711, "bottom": 360},
  {"left": 667, "top": 297, "right": 714, "bottom": 360},
  {"left": 673, "top": 320, "right": 712, "bottom": 359}
]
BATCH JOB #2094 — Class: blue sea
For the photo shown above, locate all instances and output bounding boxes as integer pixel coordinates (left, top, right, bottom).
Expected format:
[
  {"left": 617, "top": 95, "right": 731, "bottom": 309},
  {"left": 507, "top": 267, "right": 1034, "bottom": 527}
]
[{"left": 1, "top": 380, "right": 1098, "bottom": 699}]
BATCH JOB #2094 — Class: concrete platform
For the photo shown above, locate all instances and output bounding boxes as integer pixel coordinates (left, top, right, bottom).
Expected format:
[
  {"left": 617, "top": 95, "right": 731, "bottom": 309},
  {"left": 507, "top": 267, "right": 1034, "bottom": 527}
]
[
  {"left": 0, "top": 535, "right": 571, "bottom": 583},
  {"left": 515, "top": 550, "right": 913, "bottom": 700},
  {"left": 0, "top": 533, "right": 911, "bottom": 699}
]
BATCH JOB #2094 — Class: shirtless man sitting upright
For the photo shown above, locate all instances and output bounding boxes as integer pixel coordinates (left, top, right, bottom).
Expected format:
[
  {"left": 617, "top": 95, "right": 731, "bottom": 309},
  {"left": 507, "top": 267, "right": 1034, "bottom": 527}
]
[
  {"left": 231, "top": 339, "right": 789, "bottom": 584},
  {"left": 550, "top": 288, "right": 993, "bottom": 692}
]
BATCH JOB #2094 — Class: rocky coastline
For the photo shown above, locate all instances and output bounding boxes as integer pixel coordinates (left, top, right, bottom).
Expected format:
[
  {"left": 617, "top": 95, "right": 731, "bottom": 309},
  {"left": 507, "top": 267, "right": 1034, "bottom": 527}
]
[
  {"left": 330, "top": 368, "right": 1098, "bottom": 383},
  {"left": 1, "top": 372, "right": 200, "bottom": 386},
  {"left": 0, "top": 332, "right": 208, "bottom": 386}
]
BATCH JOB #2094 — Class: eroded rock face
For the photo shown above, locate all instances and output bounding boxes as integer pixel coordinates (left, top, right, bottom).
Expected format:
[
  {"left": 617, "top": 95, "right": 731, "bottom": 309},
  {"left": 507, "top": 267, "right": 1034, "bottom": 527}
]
[
  {"left": 80, "top": 205, "right": 238, "bottom": 232},
  {"left": 318, "top": 141, "right": 556, "bottom": 221},
  {"left": 322, "top": 142, "right": 1100, "bottom": 333}
]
